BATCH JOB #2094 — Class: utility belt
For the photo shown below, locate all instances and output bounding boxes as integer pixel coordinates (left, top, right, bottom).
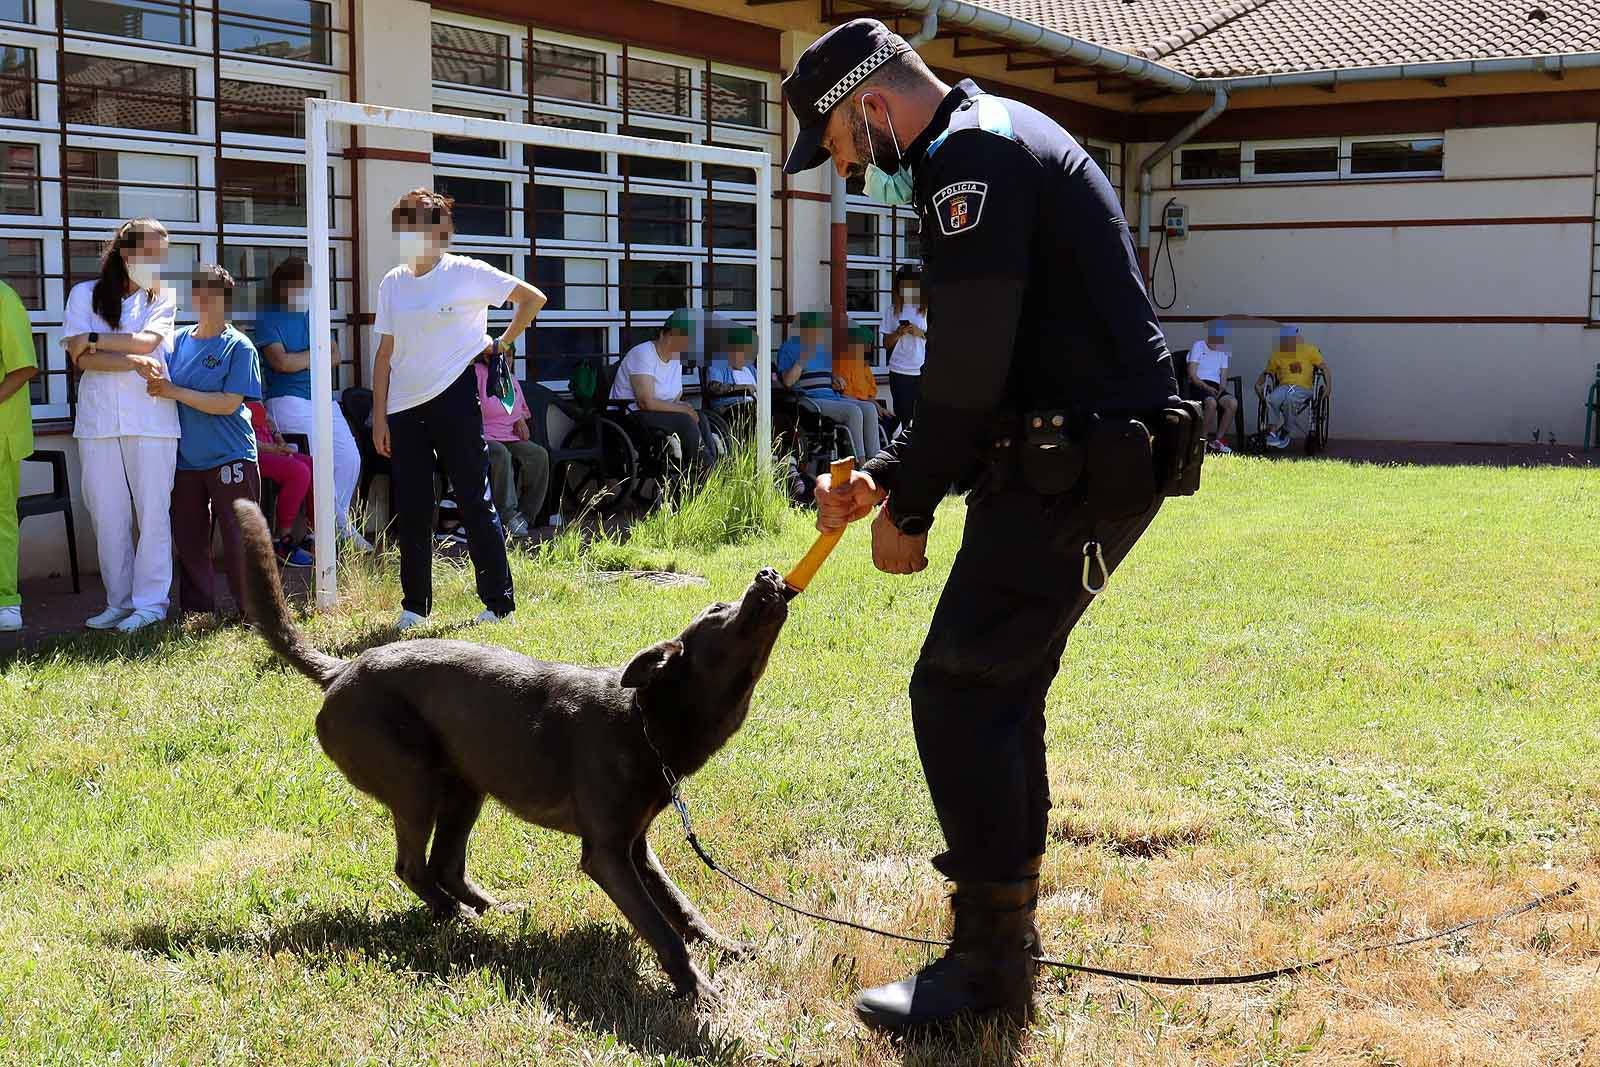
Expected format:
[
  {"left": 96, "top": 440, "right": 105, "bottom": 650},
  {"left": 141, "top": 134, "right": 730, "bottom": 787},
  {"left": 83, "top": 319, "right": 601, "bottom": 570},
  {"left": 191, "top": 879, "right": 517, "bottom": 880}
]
[{"left": 982, "top": 400, "right": 1206, "bottom": 520}]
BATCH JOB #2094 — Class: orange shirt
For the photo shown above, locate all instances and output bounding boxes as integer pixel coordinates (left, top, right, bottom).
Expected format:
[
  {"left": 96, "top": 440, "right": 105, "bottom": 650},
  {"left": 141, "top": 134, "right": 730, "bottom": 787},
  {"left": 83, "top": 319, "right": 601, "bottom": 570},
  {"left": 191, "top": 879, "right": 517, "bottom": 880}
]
[{"left": 833, "top": 355, "right": 878, "bottom": 401}]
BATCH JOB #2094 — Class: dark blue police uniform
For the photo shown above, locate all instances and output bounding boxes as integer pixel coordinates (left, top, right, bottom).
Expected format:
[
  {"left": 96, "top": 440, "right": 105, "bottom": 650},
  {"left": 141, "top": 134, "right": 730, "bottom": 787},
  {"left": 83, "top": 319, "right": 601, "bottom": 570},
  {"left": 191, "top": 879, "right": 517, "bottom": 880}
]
[
  {"left": 779, "top": 17, "right": 1195, "bottom": 1027},
  {"left": 861, "top": 79, "right": 1181, "bottom": 885}
]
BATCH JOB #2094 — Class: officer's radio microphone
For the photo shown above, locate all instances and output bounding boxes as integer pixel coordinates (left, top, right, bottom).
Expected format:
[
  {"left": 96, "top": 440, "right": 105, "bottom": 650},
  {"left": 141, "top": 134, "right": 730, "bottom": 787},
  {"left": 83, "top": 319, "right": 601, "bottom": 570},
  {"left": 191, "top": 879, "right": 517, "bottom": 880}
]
[{"left": 782, "top": 457, "right": 856, "bottom": 600}]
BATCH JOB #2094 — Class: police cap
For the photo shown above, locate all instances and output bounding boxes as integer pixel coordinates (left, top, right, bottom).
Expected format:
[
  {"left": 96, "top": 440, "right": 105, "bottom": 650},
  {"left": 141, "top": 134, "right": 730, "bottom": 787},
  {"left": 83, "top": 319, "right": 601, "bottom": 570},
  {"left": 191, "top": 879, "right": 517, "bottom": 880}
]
[{"left": 781, "top": 18, "right": 910, "bottom": 174}]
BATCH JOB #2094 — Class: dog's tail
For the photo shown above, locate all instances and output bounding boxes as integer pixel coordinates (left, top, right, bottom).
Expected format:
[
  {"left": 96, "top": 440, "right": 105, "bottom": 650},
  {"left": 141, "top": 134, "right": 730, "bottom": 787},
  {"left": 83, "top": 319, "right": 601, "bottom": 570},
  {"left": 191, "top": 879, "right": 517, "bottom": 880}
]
[{"left": 234, "top": 500, "right": 347, "bottom": 689}]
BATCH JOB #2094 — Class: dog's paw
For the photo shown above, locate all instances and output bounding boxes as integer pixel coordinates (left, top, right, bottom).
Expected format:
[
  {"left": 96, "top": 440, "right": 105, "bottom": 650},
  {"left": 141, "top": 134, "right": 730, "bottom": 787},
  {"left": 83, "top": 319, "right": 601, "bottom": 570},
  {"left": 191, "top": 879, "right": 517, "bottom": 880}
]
[
  {"left": 671, "top": 964, "right": 720, "bottom": 1005},
  {"left": 705, "top": 936, "right": 755, "bottom": 962},
  {"left": 683, "top": 978, "right": 723, "bottom": 1007},
  {"left": 429, "top": 900, "right": 477, "bottom": 923}
]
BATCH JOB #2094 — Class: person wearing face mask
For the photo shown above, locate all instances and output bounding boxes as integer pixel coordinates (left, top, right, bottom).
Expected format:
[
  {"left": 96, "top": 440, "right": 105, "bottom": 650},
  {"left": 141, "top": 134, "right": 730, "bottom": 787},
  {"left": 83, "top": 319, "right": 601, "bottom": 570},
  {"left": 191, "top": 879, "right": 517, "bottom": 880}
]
[
  {"left": 254, "top": 256, "right": 368, "bottom": 552},
  {"left": 879, "top": 266, "right": 927, "bottom": 427},
  {"left": 371, "top": 189, "right": 547, "bottom": 631},
  {"left": 62, "top": 217, "right": 181, "bottom": 634},
  {"left": 784, "top": 20, "right": 1184, "bottom": 1030}
]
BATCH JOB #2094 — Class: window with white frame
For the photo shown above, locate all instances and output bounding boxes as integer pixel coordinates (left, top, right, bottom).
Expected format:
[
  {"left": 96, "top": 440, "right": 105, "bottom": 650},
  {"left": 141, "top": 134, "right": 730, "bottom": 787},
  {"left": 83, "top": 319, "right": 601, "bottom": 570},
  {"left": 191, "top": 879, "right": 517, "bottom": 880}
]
[
  {"left": 1082, "top": 138, "right": 1123, "bottom": 198},
  {"left": 430, "top": 14, "right": 782, "bottom": 388},
  {"left": 1177, "top": 134, "right": 1444, "bottom": 185},
  {"left": 0, "top": 0, "right": 355, "bottom": 423}
]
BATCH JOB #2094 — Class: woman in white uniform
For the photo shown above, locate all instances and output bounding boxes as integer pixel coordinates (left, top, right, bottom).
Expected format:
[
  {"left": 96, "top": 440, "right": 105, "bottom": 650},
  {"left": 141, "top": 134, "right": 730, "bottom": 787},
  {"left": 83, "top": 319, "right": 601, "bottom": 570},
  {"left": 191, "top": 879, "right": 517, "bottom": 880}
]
[
  {"left": 371, "top": 189, "right": 546, "bottom": 630},
  {"left": 63, "top": 217, "right": 180, "bottom": 633}
]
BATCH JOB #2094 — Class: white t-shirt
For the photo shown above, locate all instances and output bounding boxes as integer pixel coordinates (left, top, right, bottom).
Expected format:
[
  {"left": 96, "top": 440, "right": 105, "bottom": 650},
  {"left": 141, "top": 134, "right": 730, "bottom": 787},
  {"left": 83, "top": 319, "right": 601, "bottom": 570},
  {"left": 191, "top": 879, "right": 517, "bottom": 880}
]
[
  {"left": 610, "top": 340, "right": 683, "bottom": 410},
  {"left": 1186, "top": 340, "right": 1230, "bottom": 385},
  {"left": 879, "top": 303, "right": 928, "bottom": 376},
  {"left": 374, "top": 253, "right": 519, "bottom": 414},
  {"left": 64, "top": 280, "right": 181, "bottom": 440}
]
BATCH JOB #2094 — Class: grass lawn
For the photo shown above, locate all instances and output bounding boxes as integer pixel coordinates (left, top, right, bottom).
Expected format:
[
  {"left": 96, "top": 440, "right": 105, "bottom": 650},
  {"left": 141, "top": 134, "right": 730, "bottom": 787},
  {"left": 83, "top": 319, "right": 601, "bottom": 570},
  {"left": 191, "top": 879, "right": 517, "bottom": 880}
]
[{"left": 1, "top": 457, "right": 1597, "bottom": 1066}]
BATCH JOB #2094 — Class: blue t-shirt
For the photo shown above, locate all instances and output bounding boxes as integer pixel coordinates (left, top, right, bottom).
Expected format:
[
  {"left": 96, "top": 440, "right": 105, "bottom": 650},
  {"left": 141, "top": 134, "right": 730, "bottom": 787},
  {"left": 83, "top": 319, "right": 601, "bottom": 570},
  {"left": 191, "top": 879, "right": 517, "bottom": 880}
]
[
  {"left": 168, "top": 324, "right": 263, "bottom": 471},
  {"left": 776, "top": 338, "right": 837, "bottom": 399},
  {"left": 254, "top": 308, "right": 312, "bottom": 400},
  {"left": 706, "top": 358, "right": 758, "bottom": 411}
]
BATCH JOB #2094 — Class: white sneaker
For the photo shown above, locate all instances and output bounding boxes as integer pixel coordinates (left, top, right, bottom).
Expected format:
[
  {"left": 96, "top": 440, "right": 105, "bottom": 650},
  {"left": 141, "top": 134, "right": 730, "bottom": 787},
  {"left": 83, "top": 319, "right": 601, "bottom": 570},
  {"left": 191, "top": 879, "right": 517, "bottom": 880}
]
[
  {"left": 342, "top": 530, "right": 374, "bottom": 553},
  {"left": 1213, "top": 440, "right": 1234, "bottom": 455},
  {"left": 86, "top": 606, "right": 131, "bottom": 630},
  {"left": 1267, "top": 431, "right": 1290, "bottom": 450},
  {"left": 0, "top": 606, "right": 21, "bottom": 632},
  {"left": 114, "top": 608, "right": 165, "bottom": 633},
  {"left": 474, "top": 609, "right": 510, "bottom": 624},
  {"left": 504, "top": 512, "right": 530, "bottom": 537},
  {"left": 395, "top": 610, "right": 426, "bottom": 631}
]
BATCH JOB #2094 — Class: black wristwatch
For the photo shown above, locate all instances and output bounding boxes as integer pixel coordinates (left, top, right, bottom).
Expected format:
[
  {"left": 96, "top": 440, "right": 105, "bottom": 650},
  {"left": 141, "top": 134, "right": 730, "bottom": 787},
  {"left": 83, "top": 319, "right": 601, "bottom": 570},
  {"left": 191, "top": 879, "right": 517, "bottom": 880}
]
[
  {"left": 87, "top": 331, "right": 99, "bottom": 348},
  {"left": 888, "top": 501, "right": 932, "bottom": 536}
]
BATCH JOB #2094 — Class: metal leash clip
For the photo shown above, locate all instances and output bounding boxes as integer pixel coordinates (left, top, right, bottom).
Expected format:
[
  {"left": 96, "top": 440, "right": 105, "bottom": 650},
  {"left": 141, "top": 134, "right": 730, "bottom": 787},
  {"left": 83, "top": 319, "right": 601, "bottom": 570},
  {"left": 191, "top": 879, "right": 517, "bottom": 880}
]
[{"left": 1082, "top": 540, "right": 1109, "bottom": 595}]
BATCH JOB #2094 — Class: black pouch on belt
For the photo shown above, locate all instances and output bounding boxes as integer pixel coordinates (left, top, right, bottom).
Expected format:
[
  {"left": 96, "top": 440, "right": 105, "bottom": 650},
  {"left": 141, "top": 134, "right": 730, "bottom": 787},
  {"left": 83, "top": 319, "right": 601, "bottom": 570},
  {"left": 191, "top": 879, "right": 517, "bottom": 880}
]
[
  {"left": 1151, "top": 400, "right": 1206, "bottom": 497},
  {"left": 1020, "top": 411, "right": 1086, "bottom": 496},
  {"left": 1083, "top": 415, "right": 1157, "bottom": 521}
]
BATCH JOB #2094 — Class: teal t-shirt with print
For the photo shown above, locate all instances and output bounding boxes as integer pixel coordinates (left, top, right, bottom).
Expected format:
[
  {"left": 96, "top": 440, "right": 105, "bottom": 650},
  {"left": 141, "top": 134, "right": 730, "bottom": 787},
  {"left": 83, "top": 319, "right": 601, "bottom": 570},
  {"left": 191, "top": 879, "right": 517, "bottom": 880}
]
[{"left": 167, "top": 324, "right": 263, "bottom": 471}]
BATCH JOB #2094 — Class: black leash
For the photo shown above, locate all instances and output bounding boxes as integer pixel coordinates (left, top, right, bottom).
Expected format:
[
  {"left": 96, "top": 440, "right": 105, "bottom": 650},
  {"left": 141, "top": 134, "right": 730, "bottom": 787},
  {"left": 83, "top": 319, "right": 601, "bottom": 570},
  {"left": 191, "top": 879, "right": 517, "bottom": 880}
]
[{"left": 638, "top": 711, "right": 1579, "bottom": 986}]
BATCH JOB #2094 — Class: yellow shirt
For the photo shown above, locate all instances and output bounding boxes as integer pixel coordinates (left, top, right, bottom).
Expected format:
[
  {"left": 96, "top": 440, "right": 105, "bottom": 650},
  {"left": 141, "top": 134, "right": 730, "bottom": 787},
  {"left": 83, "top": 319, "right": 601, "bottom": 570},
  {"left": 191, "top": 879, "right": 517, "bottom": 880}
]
[
  {"left": 833, "top": 355, "right": 878, "bottom": 402},
  {"left": 0, "top": 280, "right": 36, "bottom": 462},
  {"left": 1265, "top": 342, "right": 1324, "bottom": 390}
]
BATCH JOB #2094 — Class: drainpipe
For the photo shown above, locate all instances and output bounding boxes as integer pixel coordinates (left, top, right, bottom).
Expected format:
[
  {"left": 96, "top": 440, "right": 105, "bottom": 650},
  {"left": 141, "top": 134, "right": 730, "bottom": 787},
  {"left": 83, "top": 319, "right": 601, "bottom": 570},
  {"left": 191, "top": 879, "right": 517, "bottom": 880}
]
[
  {"left": 831, "top": 6, "right": 939, "bottom": 361},
  {"left": 830, "top": 171, "right": 847, "bottom": 360},
  {"left": 1137, "top": 85, "right": 1228, "bottom": 274}
]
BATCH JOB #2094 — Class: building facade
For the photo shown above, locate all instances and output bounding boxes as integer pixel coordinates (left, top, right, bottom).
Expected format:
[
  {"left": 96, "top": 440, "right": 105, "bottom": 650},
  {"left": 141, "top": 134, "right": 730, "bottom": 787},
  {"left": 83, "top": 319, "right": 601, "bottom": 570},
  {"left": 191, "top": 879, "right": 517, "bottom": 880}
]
[{"left": 4, "top": 0, "right": 1599, "bottom": 581}]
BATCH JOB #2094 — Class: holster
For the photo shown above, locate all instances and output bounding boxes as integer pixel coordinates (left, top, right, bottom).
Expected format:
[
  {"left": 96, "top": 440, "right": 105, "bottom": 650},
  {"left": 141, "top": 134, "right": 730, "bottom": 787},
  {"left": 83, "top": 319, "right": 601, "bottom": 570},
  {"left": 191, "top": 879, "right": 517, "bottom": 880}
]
[
  {"left": 1082, "top": 414, "right": 1156, "bottom": 521},
  {"left": 1150, "top": 400, "right": 1206, "bottom": 497},
  {"left": 1019, "top": 411, "right": 1085, "bottom": 497}
]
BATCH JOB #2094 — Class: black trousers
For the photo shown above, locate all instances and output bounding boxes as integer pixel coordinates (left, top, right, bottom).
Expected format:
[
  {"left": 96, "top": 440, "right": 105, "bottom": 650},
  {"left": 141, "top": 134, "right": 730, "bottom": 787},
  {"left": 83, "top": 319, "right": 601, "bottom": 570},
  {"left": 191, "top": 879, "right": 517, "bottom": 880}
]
[
  {"left": 889, "top": 372, "right": 920, "bottom": 427},
  {"left": 388, "top": 363, "right": 515, "bottom": 618},
  {"left": 910, "top": 488, "right": 1163, "bottom": 882}
]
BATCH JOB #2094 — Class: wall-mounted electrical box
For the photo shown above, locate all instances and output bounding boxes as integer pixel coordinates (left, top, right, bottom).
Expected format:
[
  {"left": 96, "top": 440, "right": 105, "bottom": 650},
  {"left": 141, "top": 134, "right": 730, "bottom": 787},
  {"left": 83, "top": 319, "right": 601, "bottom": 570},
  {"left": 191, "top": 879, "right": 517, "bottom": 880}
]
[{"left": 1163, "top": 201, "right": 1188, "bottom": 239}]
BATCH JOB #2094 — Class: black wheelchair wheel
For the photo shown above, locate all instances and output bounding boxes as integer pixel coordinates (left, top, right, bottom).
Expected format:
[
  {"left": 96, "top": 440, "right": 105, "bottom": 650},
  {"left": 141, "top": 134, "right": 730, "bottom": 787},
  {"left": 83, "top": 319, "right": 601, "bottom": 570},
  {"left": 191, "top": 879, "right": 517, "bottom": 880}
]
[
  {"left": 700, "top": 408, "right": 736, "bottom": 464},
  {"left": 1306, "top": 392, "right": 1331, "bottom": 455},
  {"left": 560, "top": 416, "right": 639, "bottom": 519}
]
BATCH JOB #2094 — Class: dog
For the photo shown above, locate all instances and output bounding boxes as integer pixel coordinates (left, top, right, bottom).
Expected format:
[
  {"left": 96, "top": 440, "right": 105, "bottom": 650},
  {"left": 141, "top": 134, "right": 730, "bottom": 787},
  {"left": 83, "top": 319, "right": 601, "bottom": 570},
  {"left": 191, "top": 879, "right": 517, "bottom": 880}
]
[{"left": 233, "top": 501, "right": 790, "bottom": 1000}]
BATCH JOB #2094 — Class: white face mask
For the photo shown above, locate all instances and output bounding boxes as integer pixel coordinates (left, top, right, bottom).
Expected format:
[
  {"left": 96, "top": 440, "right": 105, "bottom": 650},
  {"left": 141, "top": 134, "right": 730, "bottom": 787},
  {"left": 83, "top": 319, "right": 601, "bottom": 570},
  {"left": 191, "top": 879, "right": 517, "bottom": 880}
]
[
  {"left": 126, "top": 260, "right": 161, "bottom": 290},
  {"left": 287, "top": 290, "right": 312, "bottom": 312},
  {"left": 395, "top": 230, "right": 433, "bottom": 265}
]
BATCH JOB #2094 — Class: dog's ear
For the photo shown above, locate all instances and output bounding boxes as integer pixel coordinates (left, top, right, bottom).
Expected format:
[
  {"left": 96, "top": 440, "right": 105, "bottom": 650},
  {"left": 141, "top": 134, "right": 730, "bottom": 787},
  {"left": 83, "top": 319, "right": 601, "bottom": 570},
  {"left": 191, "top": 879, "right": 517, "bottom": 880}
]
[{"left": 621, "top": 639, "right": 684, "bottom": 689}]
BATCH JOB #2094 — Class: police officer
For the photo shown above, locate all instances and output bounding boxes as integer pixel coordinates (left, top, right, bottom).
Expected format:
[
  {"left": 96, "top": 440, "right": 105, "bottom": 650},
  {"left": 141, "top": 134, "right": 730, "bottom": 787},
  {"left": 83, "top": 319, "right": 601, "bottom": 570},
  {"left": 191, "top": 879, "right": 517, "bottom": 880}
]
[{"left": 782, "top": 19, "right": 1184, "bottom": 1029}]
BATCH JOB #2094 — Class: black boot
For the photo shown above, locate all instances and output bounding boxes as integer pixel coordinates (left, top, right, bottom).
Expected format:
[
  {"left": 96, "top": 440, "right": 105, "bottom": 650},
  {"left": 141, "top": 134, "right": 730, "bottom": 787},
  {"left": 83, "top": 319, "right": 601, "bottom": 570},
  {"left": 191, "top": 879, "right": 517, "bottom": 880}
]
[{"left": 853, "top": 859, "right": 1041, "bottom": 1032}]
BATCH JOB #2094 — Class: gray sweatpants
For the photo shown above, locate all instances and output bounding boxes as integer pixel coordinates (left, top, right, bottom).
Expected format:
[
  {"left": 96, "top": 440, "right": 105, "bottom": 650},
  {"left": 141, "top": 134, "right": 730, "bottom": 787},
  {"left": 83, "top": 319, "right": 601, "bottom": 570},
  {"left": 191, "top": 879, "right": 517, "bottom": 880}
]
[
  {"left": 485, "top": 439, "right": 551, "bottom": 524},
  {"left": 808, "top": 396, "right": 881, "bottom": 461},
  {"left": 1267, "top": 384, "right": 1313, "bottom": 437}
]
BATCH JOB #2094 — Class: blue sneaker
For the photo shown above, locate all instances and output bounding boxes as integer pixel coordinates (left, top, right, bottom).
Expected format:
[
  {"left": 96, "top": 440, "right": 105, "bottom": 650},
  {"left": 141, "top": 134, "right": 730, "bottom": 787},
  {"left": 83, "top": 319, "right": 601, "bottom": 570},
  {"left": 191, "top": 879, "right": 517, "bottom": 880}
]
[{"left": 276, "top": 536, "right": 315, "bottom": 568}]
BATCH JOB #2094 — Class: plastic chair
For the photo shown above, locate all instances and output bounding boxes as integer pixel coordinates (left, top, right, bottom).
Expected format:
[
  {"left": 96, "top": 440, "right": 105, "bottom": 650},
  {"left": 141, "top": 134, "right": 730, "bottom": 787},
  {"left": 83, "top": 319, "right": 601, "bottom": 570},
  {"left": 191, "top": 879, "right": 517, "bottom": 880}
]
[{"left": 18, "top": 449, "right": 79, "bottom": 593}]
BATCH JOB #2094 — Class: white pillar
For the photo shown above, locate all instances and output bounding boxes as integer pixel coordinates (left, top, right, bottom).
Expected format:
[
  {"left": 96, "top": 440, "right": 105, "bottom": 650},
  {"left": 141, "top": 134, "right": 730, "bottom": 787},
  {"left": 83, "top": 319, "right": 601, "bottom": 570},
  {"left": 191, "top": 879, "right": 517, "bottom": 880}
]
[
  {"left": 780, "top": 31, "right": 831, "bottom": 325},
  {"left": 353, "top": 0, "right": 434, "bottom": 383}
]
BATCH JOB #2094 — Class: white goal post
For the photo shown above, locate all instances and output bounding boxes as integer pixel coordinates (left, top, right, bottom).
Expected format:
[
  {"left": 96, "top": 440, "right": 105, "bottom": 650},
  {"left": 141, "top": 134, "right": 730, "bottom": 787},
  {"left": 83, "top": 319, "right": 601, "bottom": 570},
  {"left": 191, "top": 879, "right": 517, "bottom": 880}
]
[{"left": 305, "top": 99, "right": 775, "bottom": 610}]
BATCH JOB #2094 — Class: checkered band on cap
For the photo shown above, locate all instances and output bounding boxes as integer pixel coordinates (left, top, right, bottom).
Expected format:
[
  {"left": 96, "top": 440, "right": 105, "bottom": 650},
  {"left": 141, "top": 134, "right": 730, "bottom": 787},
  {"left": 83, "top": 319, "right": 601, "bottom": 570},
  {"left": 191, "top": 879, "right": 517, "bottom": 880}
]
[{"left": 815, "top": 40, "right": 907, "bottom": 114}]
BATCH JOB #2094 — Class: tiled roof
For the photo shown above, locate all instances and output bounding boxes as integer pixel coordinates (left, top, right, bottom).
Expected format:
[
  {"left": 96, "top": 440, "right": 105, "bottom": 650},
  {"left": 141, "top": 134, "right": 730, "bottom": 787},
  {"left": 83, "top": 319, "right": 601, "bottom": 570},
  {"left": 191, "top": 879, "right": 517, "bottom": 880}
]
[{"left": 968, "top": 0, "right": 1600, "bottom": 78}]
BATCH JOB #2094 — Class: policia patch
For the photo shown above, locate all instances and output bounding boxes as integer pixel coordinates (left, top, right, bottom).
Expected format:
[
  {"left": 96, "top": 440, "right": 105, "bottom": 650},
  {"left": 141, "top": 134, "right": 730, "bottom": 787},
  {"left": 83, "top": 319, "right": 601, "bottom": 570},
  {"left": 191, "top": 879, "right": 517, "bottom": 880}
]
[{"left": 932, "top": 181, "right": 987, "bottom": 236}]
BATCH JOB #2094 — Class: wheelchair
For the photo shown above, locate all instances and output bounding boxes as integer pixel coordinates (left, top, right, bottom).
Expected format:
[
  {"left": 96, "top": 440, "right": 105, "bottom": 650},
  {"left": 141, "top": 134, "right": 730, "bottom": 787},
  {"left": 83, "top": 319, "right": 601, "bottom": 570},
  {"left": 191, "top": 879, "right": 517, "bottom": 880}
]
[
  {"left": 594, "top": 358, "right": 731, "bottom": 511},
  {"left": 770, "top": 386, "right": 856, "bottom": 503},
  {"left": 524, "top": 377, "right": 640, "bottom": 522},
  {"left": 1249, "top": 366, "right": 1330, "bottom": 455}
]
